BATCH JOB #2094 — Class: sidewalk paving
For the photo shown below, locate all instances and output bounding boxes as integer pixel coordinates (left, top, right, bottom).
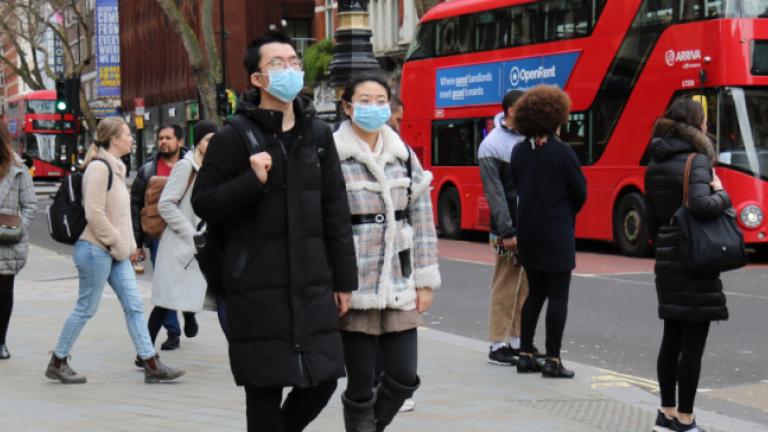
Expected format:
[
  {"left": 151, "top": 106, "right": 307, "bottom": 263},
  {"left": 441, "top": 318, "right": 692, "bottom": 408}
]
[{"left": 1, "top": 245, "right": 766, "bottom": 431}]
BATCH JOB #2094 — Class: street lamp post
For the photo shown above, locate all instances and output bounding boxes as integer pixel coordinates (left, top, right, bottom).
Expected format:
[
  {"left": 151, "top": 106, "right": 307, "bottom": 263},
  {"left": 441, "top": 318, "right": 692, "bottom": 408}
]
[{"left": 328, "top": 0, "right": 379, "bottom": 90}]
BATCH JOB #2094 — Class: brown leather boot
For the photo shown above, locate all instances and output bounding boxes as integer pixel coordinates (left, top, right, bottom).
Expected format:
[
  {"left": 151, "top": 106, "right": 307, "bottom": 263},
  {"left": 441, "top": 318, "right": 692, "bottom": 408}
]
[
  {"left": 142, "top": 355, "right": 185, "bottom": 383},
  {"left": 45, "top": 353, "right": 87, "bottom": 384}
]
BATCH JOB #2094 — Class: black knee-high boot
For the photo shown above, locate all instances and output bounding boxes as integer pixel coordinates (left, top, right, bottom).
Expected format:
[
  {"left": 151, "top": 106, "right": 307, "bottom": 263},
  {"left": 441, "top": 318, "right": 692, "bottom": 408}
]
[
  {"left": 342, "top": 392, "right": 377, "bottom": 432},
  {"left": 374, "top": 374, "right": 420, "bottom": 432}
]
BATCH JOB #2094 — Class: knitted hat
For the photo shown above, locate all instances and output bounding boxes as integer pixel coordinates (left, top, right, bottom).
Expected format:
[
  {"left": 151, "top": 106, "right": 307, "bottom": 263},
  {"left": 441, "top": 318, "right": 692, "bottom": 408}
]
[{"left": 193, "top": 120, "right": 219, "bottom": 146}]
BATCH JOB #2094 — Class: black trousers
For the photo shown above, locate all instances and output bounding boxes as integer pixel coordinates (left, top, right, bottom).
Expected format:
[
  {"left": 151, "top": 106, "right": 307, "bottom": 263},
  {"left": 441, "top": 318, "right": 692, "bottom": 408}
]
[
  {"left": 0, "top": 274, "right": 14, "bottom": 345},
  {"left": 657, "top": 319, "right": 711, "bottom": 414},
  {"left": 342, "top": 329, "right": 418, "bottom": 403},
  {"left": 244, "top": 379, "right": 337, "bottom": 432},
  {"left": 147, "top": 306, "right": 195, "bottom": 344},
  {"left": 519, "top": 270, "right": 571, "bottom": 358}
]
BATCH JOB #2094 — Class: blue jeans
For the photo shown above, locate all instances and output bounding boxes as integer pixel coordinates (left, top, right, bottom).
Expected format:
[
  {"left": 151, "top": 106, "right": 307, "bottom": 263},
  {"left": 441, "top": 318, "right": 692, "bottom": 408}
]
[
  {"left": 54, "top": 240, "right": 156, "bottom": 359},
  {"left": 149, "top": 238, "right": 181, "bottom": 337}
]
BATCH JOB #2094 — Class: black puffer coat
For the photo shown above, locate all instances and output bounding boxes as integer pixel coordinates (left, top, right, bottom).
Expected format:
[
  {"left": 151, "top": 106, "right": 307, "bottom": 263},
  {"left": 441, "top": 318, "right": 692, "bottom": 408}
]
[
  {"left": 644, "top": 118, "right": 731, "bottom": 322},
  {"left": 191, "top": 91, "right": 358, "bottom": 388}
]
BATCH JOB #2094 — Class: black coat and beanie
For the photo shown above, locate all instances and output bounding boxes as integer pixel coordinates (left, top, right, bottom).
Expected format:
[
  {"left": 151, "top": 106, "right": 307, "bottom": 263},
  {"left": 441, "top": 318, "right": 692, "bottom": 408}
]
[
  {"left": 510, "top": 135, "right": 587, "bottom": 272},
  {"left": 644, "top": 118, "right": 731, "bottom": 322},
  {"left": 191, "top": 90, "right": 358, "bottom": 389}
]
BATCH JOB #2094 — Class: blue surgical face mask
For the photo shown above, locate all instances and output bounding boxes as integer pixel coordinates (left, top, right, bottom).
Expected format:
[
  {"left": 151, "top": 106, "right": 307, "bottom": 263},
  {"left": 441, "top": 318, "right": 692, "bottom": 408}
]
[
  {"left": 352, "top": 104, "right": 392, "bottom": 132},
  {"left": 265, "top": 69, "right": 305, "bottom": 103}
]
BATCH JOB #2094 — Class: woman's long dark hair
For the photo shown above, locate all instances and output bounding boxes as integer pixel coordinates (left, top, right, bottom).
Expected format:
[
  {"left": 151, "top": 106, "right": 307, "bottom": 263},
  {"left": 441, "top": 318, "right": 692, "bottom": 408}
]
[
  {"left": 0, "top": 120, "right": 19, "bottom": 179},
  {"left": 663, "top": 98, "right": 705, "bottom": 130}
]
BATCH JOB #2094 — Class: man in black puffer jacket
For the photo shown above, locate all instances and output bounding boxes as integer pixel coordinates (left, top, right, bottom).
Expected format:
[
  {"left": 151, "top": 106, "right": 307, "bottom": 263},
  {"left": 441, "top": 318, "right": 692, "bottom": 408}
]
[
  {"left": 644, "top": 98, "right": 731, "bottom": 432},
  {"left": 192, "top": 31, "right": 357, "bottom": 432}
]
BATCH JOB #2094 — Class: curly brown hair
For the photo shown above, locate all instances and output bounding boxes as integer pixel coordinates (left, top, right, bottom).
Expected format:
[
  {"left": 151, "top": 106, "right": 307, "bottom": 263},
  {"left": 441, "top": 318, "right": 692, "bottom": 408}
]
[{"left": 513, "top": 85, "right": 572, "bottom": 137}]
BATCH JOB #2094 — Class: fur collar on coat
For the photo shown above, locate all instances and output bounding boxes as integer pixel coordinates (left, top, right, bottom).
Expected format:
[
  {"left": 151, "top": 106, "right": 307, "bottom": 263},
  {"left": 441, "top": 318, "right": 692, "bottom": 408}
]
[
  {"left": 334, "top": 121, "right": 438, "bottom": 310},
  {"left": 651, "top": 118, "right": 715, "bottom": 161}
]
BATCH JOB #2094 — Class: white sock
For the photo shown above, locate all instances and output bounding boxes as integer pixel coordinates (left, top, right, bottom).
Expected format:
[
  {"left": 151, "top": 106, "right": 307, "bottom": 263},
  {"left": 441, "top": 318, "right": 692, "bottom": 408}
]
[
  {"left": 490, "top": 342, "right": 507, "bottom": 352},
  {"left": 508, "top": 337, "right": 521, "bottom": 349}
]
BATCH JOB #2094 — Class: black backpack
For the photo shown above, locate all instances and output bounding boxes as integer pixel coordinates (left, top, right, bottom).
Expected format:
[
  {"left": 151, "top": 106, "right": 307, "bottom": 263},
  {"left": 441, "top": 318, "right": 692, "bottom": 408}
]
[{"left": 47, "top": 159, "right": 113, "bottom": 245}]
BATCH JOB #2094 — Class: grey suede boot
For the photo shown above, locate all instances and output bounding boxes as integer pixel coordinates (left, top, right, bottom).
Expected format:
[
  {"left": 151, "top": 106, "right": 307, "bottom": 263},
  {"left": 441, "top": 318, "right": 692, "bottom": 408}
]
[
  {"left": 374, "top": 375, "right": 420, "bottom": 432},
  {"left": 45, "top": 354, "right": 87, "bottom": 384},
  {"left": 342, "top": 392, "right": 377, "bottom": 432},
  {"left": 142, "top": 355, "right": 185, "bottom": 383}
]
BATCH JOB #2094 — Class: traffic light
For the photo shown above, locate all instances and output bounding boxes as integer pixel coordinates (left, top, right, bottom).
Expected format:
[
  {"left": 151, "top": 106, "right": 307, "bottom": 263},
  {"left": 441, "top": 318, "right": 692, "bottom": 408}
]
[
  {"left": 54, "top": 77, "right": 81, "bottom": 115},
  {"left": 216, "top": 83, "right": 229, "bottom": 117},
  {"left": 55, "top": 79, "right": 69, "bottom": 113}
]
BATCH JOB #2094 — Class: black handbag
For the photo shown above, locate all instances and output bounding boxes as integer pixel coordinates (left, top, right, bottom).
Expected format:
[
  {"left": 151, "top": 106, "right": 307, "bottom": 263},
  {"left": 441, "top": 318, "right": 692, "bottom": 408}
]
[{"left": 672, "top": 153, "right": 747, "bottom": 274}]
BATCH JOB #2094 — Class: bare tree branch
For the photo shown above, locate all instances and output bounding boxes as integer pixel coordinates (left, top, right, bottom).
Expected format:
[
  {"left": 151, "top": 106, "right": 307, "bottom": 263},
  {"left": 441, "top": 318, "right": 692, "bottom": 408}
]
[
  {"left": 202, "top": 0, "right": 222, "bottom": 83},
  {"left": 155, "top": 0, "right": 221, "bottom": 122}
]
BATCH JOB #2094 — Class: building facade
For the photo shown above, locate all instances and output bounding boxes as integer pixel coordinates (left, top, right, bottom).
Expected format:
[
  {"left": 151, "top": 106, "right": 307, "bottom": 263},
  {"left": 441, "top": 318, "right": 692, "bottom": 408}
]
[{"left": 119, "top": 0, "right": 315, "bottom": 155}]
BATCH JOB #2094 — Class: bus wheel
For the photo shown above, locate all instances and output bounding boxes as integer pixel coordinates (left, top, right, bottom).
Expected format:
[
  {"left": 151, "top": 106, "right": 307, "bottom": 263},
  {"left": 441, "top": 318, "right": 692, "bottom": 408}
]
[
  {"left": 438, "top": 186, "right": 462, "bottom": 239},
  {"left": 613, "top": 192, "right": 651, "bottom": 257}
]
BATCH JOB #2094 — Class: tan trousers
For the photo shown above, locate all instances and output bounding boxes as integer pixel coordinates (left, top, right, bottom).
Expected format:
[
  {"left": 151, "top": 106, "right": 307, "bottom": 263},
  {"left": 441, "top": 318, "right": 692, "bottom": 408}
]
[{"left": 488, "top": 253, "right": 529, "bottom": 342}]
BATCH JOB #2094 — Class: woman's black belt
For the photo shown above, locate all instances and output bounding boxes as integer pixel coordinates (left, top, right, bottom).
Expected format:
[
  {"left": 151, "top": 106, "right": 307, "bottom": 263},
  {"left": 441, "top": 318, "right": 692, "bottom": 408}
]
[{"left": 351, "top": 210, "right": 408, "bottom": 225}]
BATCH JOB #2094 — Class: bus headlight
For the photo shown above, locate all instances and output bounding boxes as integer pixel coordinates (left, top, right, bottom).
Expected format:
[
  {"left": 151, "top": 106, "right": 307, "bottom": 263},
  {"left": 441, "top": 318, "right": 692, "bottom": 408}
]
[{"left": 739, "top": 205, "right": 764, "bottom": 229}]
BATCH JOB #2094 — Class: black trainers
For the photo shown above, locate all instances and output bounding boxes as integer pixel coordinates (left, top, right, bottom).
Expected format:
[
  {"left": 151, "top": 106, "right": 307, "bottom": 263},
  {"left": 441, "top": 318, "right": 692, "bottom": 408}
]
[
  {"left": 488, "top": 345, "right": 518, "bottom": 366},
  {"left": 160, "top": 335, "right": 180, "bottom": 351},
  {"left": 652, "top": 410, "right": 675, "bottom": 432},
  {"left": 673, "top": 418, "right": 703, "bottom": 432}
]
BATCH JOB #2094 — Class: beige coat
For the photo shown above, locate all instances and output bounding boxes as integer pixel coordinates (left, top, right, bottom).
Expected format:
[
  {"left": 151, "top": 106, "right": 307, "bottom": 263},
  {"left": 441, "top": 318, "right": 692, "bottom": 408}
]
[
  {"left": 80, "top": 149, "right": 137, "bottom": 261},
  {"left": 152, "top": 151, "right": 214, "bottom": 312}
]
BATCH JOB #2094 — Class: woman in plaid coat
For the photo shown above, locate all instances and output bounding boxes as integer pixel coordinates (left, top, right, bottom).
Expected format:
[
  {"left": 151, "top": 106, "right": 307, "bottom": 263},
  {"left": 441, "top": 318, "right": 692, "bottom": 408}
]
[{"left": 334, "top": 75, "right": 441, "bottom": 432}]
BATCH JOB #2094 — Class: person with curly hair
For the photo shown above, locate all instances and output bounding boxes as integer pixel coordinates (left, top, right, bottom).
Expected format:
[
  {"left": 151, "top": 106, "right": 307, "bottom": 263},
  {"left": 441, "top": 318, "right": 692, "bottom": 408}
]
[{"left": 508, "top": 85, "right": 587, "bottom": 378}]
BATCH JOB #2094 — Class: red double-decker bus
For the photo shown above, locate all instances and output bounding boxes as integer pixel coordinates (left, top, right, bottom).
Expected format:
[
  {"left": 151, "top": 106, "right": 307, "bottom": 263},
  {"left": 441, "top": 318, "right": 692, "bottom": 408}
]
[
  {"left": 401, "top": 0, "right": 768, "bottom": 256},
  {"left": 5, "top": 89, "right": 78, "bottom": 179}
]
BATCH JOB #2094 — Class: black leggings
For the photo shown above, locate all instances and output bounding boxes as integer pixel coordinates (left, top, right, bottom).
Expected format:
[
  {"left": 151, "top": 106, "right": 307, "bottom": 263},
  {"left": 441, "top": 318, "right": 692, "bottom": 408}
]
[
  {"left": 519, "top": 270, "right": 571, "bottom": 358},
  {"left": 244, "top": 379, "right": 337, "bottom": 432},
  {"left": 342, "top": 329, "right": 418, "bottom": 403},
  {"left": 147, "top": 306, "right": 195, "bottom": 344},
  {"left": 657, "top": 320, "right": 710, "bottom": 414},
  {"left": 0, "top": 275, "right": 14, "bottom": 345}
]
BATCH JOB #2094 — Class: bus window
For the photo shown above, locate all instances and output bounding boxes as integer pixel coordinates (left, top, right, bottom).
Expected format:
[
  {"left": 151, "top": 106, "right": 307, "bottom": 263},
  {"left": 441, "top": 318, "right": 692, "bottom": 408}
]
[
  {"left": 432, "top": 118, "right": 489, "bottom": 167},
  {"left": 27, "top": 99, "right": 57, "bottom": 114},
  {"left": 437, "top": 15, "right": 474, "bottom": 56},
  {"left": 637, "top": 0, "right": 675, "bottom": 25},
  {"left": 475, "top": 11, "right": 503, "bottom": 51},
  {"left": 740, "top": 0, "right": 768, "bottom": 17},
  {"left": 507, "top": 5, "right": 533, "bottom": 47},
  {"left": 561, "top": 112, "right": 590, "bottom": 164},
  {"left": 718, "top": 87, "right": 768, "bottom": 179},
  {"left": 544, "top": 0, "right": 594, "bottom": 40},
  {"left": 752, "top": 41, "right": 768, "bottom": 75},
  {"left": 405, "top": 21, "right": 437, "bottom": 61}
]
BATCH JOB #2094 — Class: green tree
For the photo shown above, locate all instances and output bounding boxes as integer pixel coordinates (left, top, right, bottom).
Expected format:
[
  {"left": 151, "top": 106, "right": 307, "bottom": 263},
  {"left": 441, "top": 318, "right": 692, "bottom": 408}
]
[{"left": 302, "top": 39, "right": 334, "bottom": 88}]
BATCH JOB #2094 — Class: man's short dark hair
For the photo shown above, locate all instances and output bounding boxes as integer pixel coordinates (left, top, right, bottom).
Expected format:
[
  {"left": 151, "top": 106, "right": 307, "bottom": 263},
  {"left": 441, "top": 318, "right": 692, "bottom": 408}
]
[
  {"left": 390, "top": 94, "right": 404, "bottom": 111},
  {"left": 502, "top": 90, "right": 525, "bottom": 115},
  {"left": 244, "top": 31, "right": 296, "bottom": 76},
  {"left": 157, "top": 123, "right": 184, "bottom": 140}
]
